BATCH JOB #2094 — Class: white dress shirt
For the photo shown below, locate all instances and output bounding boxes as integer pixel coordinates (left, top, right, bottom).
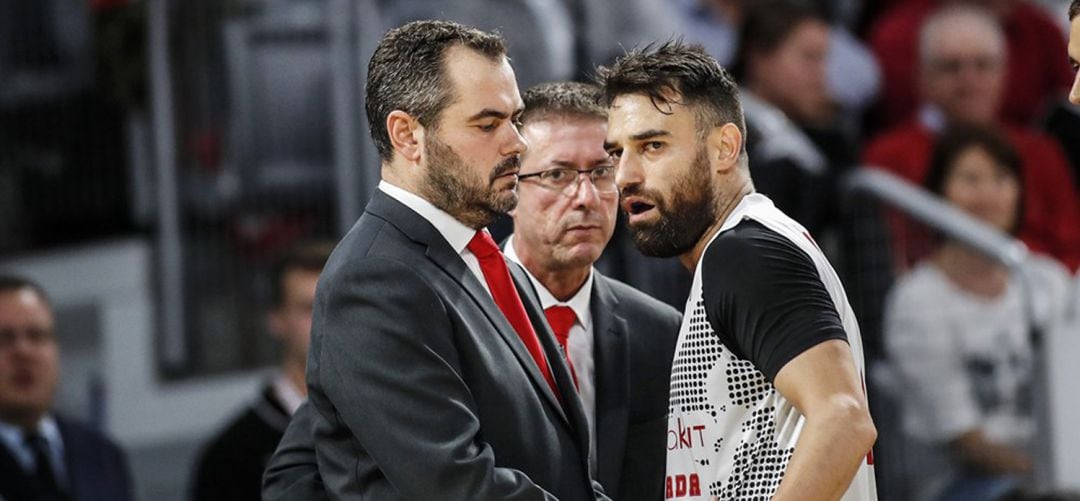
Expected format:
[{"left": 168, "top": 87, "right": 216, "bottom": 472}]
[
  {"left": 504, "top": 235, "right": 598, "bottom": 472},
  {"left": 378, "top": 181, "right": 490, "bottom": 296}
]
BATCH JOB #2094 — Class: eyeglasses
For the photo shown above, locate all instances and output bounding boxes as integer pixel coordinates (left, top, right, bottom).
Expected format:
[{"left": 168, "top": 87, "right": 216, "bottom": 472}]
[{"left": 518, "top": 166, "right": 618, "bottom": 195}]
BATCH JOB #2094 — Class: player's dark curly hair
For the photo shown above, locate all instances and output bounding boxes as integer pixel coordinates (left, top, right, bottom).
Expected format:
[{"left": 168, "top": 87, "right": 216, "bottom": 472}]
[{"left": 596, "top": 39, "right": 746, "bottom": 146}]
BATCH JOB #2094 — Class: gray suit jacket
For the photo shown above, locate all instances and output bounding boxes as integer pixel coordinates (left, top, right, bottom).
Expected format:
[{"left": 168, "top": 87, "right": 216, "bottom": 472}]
[
  {"left": 283, "top": 190, "right": 602, "bottom": 500},
  {"left": 264, "top": 270, "right": 682, "bottom": 501}
]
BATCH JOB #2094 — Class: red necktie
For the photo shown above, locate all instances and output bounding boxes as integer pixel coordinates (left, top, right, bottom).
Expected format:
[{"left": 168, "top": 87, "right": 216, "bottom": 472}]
[
  {"left": 467, "top": 231, "right": 558, "bottom": 396},
  {"left": 544, "top": 306, "right": 579, "bottom": 390}
]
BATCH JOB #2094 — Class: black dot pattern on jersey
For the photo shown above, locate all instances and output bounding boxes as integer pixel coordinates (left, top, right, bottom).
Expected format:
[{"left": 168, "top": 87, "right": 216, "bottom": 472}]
[
  {"left": 709, "top": 407, "right": 794, "bottom": 499},
  {"left": 669, "top": 300, "right": 724, "bottom": 414},
  {"left": 726, "top": 358, "right": 770, "bottom": 408}
]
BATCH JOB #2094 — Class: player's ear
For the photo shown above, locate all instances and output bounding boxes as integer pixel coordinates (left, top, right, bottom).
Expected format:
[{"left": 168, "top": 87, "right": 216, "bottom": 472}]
[{"left": 708, "top": 123, "right": 742, "bottom": 174}]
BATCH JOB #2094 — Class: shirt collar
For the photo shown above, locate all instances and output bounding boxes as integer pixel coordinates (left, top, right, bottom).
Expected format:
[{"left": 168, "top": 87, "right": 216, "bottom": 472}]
[
  {"left": 504, "top": 234, "right": 594, "bottom": 331},
  {"left": 378, "top": 180, "right": 477, "bottom": 255},
  {"left": 272, "top": 373, "right": 305, "bottom": 416}
]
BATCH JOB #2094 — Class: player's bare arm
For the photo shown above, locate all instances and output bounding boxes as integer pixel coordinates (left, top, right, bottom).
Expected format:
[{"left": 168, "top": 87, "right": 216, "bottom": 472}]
[{"left": 771, "top": 339, "right": 876, "bottom": 501}]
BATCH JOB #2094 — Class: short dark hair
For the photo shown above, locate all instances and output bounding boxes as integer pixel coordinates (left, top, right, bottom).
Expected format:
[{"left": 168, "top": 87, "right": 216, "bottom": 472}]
[
  {"left": 1071, "top": 0, "right": 1079, "bottom": 20},
  {"left": 925, "top": 125, "right": 1024, "bottom": 233},
  {"left": 596, "top": 40, "right": 746, "bottom": 141},
  {"left": 520, "top": 82, "right": 606, "bottom": 126},
  {"left": 366, "top": 20, "right": 508, "bottom": 162},
  {"left": 0, "top": 275, "right": 49, "bottom": 306},
  {"left": 270, "top": 241, "right": 334, "bottom": 307},
  {"left": 734, "top": 0, "right": 827, "bottom": 81}
]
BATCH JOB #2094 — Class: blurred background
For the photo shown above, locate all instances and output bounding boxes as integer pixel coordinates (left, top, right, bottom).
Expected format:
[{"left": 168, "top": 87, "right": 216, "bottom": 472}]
[{"left": 0, "top": 0, "right": 1077, "bottom": 499}]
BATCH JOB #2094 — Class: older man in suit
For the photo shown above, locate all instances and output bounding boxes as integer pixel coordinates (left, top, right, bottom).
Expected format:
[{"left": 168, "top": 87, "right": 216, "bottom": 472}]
[
  {"left": 265, "top": 20, "right": 605, "bottom": 500},
  {"left": 505, "top": 81, "right": 681, "bottom": 500},
  {"left": 0, "top": 276, "right": 133, "bottom": 501}
]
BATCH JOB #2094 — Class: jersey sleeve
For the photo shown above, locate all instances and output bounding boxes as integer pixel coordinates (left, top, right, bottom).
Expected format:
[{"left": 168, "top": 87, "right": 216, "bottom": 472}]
[{"left": 701, "top": 219, "right": 848, "bottom": 382}]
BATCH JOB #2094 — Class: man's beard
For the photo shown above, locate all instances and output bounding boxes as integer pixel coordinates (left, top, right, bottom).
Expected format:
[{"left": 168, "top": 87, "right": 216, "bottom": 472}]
[
  {"left": 623, "top": 147, "right": 717, "bottom": 258},
  {"left": 422, "top": 133, "right": 520, "bottom": 229}
]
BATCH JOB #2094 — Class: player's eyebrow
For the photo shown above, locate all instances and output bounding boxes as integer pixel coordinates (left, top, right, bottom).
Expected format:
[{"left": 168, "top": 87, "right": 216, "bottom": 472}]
[{"left": 629, "top": 129, "right": 671, "bottom": 142}]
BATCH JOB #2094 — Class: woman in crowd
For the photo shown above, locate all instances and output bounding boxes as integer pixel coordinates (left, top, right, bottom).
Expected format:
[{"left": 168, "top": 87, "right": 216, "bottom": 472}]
[{"left": 884, "top": 125, "right": 1071, "bottom": 501}]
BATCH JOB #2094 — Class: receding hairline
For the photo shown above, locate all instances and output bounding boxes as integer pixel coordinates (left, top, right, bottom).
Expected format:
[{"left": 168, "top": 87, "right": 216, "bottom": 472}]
[{"left": 919, "top": 5, "right": 1005, "bottom": 66}]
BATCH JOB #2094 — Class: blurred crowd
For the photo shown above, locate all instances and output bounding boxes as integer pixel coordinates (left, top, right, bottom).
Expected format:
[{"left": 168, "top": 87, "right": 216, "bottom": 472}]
[{"left": 1, "top": 0, "right": 1079, "bottom": 500}]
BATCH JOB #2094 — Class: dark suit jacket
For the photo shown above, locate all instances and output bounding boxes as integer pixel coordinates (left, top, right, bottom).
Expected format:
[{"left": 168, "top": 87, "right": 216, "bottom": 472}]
[
  {"left": 505, "top": 243, "right": 682, "bottom": 500},
  {"left": 585, "top": 274, "right": 680, "bottom": 500},
  {"left": 263, "top": 219, "right": 683, "bottom": 500},
  {"left": 192, "top": 383, "right": 290, "bottom": 501},
  {"left": 0, "top": 416, "right": 133, "bottom": 501},
  {"left": 289, "top": 190, "right": 603, "bottom": 500}
]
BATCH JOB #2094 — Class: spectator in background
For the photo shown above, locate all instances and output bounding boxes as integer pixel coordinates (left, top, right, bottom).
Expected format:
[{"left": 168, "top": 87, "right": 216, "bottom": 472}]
[
  {"left": 733, "top": 0, "right": 890, "bottom": 272},
  {"left": 884, "top": 126, "right": 1071, "bottom": 501},
  {"left": 869, "top": 0, "right": 1074, "bottom": 129},
  {"left": 0, "top": 276, "right": 133, "bottom": 501},
  {"left": 676, "top": 0, "right": 881, "bottom": 114},
  {"left": 862, "top": 4, "right": 1080, "bottom": 270},
  {"left": 192, "top": 241, "right": 333, "bottom": 501},
  {"left": 734, "top": 0, "right": 850, "bottom": 237}
]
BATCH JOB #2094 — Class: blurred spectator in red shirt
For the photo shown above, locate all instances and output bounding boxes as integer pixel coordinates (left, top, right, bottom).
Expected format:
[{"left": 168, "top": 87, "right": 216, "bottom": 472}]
[
  {"left": 869, "top": 0, "right": 1074, "bottom": 128},
  {"left": 863, "top": 4, "right": 1080, "bottom": 270}
]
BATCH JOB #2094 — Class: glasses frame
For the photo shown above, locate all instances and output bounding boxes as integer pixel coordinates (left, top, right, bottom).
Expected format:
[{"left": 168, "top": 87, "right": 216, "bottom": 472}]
[{"left": 517, "top": 165, "right": 618, "bottom": 195}]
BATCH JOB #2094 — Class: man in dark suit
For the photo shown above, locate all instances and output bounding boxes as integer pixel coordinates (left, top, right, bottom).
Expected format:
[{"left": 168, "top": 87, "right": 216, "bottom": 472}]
[
  {"left": 0, "top": 275, "right": 133, "bottom": 501},
  {"left": 505, "top": 81, "right": 681, "bottom": 500},
  {"left": 265, "top": 20, "right": 605, "bottom": 500}
]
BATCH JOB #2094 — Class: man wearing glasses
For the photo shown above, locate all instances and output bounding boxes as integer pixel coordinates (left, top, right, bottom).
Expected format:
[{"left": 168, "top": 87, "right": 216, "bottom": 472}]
[{"left": 504, "top": 81, "right": 682, "bottom": 500}]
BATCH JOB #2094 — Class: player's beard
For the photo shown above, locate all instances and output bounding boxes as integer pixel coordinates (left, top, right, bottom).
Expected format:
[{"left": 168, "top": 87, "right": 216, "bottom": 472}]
[
  {"left": 422, "top": 132, "right": 520, "bottom": 229},
  {"left": 624, "top": 146, "right": 717, "bottom": 258}
]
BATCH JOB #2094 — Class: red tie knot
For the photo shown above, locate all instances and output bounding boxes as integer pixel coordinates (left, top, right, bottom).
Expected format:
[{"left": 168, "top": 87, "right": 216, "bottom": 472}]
[
  {"left": 467, "top": 231, "right": 501, "bottom": 259},
  {"left": 544, "top": 305, "right": 577, "bottom": 345}
]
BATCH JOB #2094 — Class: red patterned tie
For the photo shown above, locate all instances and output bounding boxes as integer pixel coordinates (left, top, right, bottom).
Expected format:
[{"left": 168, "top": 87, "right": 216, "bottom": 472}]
[
  {"left": 467, "top": 231, "right": 558, "bottom": 397},
  {"left": 544, "top": 306, "right": 579, "bottom": 390}
]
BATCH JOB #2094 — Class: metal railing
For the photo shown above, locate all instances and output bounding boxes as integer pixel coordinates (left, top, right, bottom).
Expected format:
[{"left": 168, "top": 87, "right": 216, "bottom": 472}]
[{"left": 845, "top": 167, "right": 1056, "bottom": 489}]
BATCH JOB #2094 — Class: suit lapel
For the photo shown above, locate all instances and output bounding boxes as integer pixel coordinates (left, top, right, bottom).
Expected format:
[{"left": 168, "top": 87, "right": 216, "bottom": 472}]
[
  {"left": 509, "top": 263, "right": 586, "bottom": 431},
  {"left": 592, "top": 275, "right": 630, "bottom": 496},
  {"left": 366, "top": 193, "right": 570, "bottom": 426},
  {"left": 0, "top": 440, "right": 34, "bottom": 500}
]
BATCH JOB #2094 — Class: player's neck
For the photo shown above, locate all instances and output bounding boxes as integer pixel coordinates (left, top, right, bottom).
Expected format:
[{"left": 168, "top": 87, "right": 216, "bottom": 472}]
[{"left": 679, "top": 182, "right": 753, "bottom": 272}]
